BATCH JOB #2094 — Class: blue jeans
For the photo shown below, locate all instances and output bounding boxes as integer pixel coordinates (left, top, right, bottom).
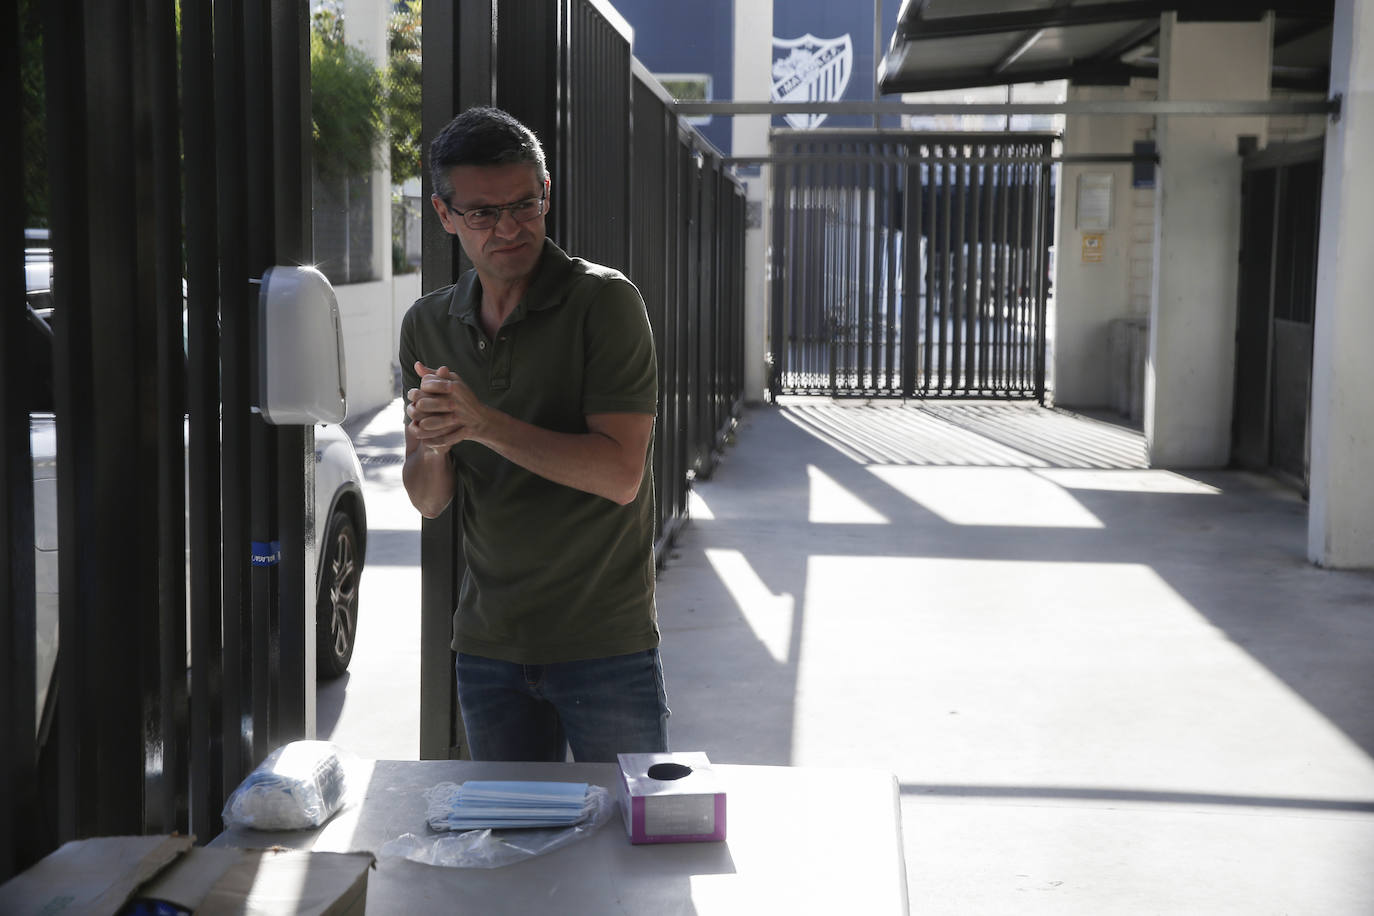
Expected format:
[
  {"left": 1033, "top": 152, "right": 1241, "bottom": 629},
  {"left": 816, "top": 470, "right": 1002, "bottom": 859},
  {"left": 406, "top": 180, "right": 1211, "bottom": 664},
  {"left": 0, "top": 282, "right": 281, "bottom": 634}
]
[{"left": 455, "top": 649, "right": 670, "bottom": 762}]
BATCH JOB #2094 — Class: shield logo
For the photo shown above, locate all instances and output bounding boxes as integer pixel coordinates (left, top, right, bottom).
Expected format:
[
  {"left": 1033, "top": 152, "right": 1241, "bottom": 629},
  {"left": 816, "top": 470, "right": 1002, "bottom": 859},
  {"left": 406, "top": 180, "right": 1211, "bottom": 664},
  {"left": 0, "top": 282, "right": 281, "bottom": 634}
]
[{"left": 771, "top": 33, "right": 853, "bottom": 130}]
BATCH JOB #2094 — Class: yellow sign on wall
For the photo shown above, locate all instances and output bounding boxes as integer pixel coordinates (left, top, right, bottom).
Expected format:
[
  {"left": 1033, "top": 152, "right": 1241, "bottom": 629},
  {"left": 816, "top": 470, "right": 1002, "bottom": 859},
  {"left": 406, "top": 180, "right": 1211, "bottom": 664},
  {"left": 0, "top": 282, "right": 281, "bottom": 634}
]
[{"left": 1082, "top": 233, "right": 1105, "bottom": 263}]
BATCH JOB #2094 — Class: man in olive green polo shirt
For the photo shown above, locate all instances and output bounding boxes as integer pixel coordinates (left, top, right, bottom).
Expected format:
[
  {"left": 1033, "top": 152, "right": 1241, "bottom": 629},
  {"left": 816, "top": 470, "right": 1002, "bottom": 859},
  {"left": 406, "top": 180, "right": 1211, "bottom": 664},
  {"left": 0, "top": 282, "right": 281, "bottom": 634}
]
[{"left": 400, "top": 106, "right": 668, "bottom": 763}]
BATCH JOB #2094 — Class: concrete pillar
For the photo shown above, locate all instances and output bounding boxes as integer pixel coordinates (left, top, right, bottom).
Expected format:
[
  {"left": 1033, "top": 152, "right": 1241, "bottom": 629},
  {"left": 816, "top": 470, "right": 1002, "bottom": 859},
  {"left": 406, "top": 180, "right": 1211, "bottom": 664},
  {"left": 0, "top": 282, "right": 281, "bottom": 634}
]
[
  {"left": 732, "top": 0, "right": 772, "bottom": 403},
  {"left": 1308, "top": 0, "right": 1374, "bottom": 569},
  {"left": 1146, "top": 13, "right": 1271, "bottom": 466},
  {"left": 1053, "top": 83, "right": 1155, "bottom": 412}
]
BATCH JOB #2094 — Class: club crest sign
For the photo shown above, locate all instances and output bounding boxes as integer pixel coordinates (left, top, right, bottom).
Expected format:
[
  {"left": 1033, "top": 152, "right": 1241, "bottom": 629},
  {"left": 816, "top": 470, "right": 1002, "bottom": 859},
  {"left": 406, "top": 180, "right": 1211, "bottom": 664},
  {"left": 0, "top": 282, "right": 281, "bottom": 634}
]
[{"left": 771, "top": 33, "right": 853, "bottom": 130}]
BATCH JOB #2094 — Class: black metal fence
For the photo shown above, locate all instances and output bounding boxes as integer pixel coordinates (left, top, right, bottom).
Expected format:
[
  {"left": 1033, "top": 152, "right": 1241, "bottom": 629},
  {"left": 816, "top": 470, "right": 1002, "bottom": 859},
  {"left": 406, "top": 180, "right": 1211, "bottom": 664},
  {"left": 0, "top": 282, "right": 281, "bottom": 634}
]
[
  {"left": 770, "top": 132, "right": 1054, "bottom": 401},
  {"left": 417, "top": 0, "right": 747, "bottom": 760},
  {"left": 3, "top": 0, "right": 317, "bottom": 878},
  {"left": 2, "top": 0, "right": 744, "bottom": 875}
]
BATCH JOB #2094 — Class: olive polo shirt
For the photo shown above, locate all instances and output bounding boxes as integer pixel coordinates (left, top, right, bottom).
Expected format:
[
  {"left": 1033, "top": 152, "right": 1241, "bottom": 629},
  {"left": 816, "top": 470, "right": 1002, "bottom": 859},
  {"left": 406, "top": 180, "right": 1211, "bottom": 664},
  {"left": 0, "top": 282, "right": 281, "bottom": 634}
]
[{"left": 398, "top": 239, "right": 659, "bottom": 665}]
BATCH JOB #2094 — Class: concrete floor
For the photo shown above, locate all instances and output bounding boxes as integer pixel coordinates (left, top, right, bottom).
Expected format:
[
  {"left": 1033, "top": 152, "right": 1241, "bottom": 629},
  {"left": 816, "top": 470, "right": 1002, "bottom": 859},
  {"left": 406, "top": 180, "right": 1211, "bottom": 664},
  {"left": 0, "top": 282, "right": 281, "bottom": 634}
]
[{"left": 330, "top": 397, "right": 1374, "bottom": 914}]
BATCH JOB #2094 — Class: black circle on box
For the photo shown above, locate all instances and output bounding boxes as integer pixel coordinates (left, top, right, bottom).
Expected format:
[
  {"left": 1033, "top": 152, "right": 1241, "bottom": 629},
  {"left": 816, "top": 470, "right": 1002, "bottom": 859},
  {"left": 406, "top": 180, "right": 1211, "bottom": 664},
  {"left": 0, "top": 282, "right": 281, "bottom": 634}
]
[{"left": 646, "top": 762, "right": 693, "bottom": 781}]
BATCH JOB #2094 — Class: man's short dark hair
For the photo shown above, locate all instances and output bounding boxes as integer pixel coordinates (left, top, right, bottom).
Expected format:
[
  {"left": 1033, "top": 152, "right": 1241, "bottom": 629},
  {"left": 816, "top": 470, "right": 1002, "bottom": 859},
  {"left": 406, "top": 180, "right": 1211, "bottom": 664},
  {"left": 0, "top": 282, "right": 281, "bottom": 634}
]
[{"left": 428, "top": 107, "right": 548, "bottom": 200}]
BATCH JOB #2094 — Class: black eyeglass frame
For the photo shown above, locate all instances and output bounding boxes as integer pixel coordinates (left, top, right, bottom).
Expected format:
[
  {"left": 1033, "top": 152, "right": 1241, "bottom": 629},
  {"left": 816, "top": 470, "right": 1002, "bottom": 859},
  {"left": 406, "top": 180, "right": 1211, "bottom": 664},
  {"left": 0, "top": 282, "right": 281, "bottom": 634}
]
[{"left": 444, "top": 188, "right": 549, "bottom": 231}]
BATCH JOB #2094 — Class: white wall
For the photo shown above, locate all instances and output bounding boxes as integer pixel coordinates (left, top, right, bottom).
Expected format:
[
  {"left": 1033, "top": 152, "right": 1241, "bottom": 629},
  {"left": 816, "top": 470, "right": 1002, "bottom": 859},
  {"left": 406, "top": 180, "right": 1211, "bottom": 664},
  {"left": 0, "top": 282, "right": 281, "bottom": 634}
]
[
  {"left": 1053, "top": 82, "right": 1156, "bottom": 412},
  {"left": 1145, "top": 14, "right": 1271, "bottom": 467},
  {"left": 1308, "top": 0, "right": 1374, "bottom": 568},
  {"left": 733, "top": 0, "right": 773, "bottom": 403}
]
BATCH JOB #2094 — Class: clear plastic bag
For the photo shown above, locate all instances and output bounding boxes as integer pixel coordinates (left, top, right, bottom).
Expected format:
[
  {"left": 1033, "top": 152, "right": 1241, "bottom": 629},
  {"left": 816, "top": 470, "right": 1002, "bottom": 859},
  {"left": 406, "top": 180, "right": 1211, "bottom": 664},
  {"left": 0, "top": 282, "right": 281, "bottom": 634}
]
[
  {"left": 379, "top": 784, "right": 614, "bottom": 868},
  {"left": 222, "top": 740, "right": 358, "bottom": 830}
]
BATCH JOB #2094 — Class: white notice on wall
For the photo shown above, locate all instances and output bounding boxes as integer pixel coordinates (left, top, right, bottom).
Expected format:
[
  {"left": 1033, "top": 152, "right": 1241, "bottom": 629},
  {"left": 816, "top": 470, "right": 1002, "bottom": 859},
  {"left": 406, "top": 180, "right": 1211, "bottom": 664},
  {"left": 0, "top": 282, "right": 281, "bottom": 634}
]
[{"left": 1076, "top": 173, "right": 1114, "bottom": 231}]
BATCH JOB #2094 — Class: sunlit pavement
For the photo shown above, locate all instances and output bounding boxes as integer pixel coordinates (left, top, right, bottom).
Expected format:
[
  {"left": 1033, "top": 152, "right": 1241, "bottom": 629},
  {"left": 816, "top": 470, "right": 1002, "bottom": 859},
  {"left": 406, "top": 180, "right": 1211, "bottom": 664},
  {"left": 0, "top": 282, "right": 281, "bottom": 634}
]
[{"left": 332, "top": 396, "right": 1374, "bottom": 914}]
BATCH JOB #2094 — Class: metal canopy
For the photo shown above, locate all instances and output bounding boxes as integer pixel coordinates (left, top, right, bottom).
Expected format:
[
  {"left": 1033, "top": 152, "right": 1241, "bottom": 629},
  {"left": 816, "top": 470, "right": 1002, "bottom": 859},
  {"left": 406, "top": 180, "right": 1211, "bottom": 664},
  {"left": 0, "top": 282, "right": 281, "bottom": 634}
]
[{"left": 879, "top": 0, "right": 1335, "bottom": 95}]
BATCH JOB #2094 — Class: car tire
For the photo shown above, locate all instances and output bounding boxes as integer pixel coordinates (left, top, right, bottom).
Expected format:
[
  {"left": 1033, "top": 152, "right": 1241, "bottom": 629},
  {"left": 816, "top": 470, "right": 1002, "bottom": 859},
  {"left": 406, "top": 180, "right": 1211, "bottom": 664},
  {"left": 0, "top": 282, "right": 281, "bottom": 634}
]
[{"left": 318, "top": 510, "right": 361, "bottom": 679}]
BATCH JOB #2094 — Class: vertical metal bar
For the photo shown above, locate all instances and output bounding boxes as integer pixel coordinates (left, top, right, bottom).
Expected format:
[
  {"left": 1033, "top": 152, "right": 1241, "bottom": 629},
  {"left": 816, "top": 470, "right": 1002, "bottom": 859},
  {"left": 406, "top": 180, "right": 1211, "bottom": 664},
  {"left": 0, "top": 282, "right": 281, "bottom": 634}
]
[
  {"left": 182, "top": 0, "right": 225, "bottom": 839},
  {"left": 213, "top": 0, "right": 254, "bottom": 800},
  {"left": 889, "top": 148, "right": 902, "bottom": 393},
  {"left": 49, "top": 0, "right": 152, "bottom": 839},
  {"left": 792, "top": 146, "right": 803, "bottom": 391},
  {"left": 685, "top": 145, "right": 701, "bottom": 468},
  {"left": 901, "top": 139, "right": 921, "bottom": 398},
  {"left": 242, "top": 0, "right": 276, "bottom": 771},
  {"left": 139, "top": 0, "right": 188, "bottom": 836},
  {"left": 1020, "top": 146, "right": 1034, "bottom": 398},
  {"left": 806, "top": 149, "right": 819, "bottom": 392},
  {"left": 701, "top": 158, "right": 716, "bottom": 442},
  {"left": 923, "top": 147, "right": 937, "bottom": 395},
  {"left": 965, "top": 148, "right": 982, "bottom": 393},
  {"left": 841, "top": 147, "right": 853, "bottom": 392},
  {"left": 952, "top": 145, "right": 967, "bottom": 393},
  {"left": 939, "top": 150, "right": 954, "bottom": 395},
  {"left": 418, "top": 0, "right": 493, "bottom": 762},
  {"left": 1035, "top": 144, "right": 1052, "bottom": 403},
  {"left": 836, "top": 149, "right": 847, "bottom": 394},
  {"left": 667, "top": 138, "right": 681, "bottom": 464},
  {"left": 799, "top": 150, "right": 810, "bottom": 391},
  {"left": 860, "top": 145, "right": 875, "bottom": 392},
  {"left": 1009, "top": 146, "right": 1022, "bottom": 393},
  {"left": 1018, "top": 146, "right": 1033, "bottom": 395},
  {"left": 995, "top": 147, "right": 1011, "bottom": 393},
  {"left": 836, "top": 146, "right": 849, "bottom": 393},
  {"left": 664, "top": 106, "right": 681, "bottom": 525},
  {"left": 769, "top": 142, "right": 786, "bottom": 397},
  {"left": 42, "top": 0, "right": 86, "bottom": 845},
  {"left": 808, "top": 147, "right": 819, "bottom": 392},
  {"left": 824, "top": 151, "right": 835, "bottom": 395},
  {"left": 1028, "top": 144, "right": 1041, "bottom": 396},
  {"left": 980, "top": 151, "right": 995, "bottom": 393},
  {"left": 826, "top": 150, "right": 839, "bottom": 394},
  {"left": 268, "top": 0, "right": 312, "bottom": 747},
  {"left": 672, "top": 135, "right": 688, "bottom": 496},
  {"left": 1, "top": 0, "right": 39, "bottom": 880},
  {"left": 1008, "top": 151, "right": 1026, "bottom": 393},
  {"left": 802, "top": 146, "right": 813, "bottom": 390}
]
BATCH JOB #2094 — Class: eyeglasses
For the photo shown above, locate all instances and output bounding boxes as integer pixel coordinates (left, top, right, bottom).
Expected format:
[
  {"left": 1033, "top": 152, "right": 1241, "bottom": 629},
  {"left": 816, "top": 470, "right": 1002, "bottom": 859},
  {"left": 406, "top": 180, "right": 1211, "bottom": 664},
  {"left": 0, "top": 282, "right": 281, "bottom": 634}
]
[{"left": 445, "top": 190, "right": 547, "bottom": 230}]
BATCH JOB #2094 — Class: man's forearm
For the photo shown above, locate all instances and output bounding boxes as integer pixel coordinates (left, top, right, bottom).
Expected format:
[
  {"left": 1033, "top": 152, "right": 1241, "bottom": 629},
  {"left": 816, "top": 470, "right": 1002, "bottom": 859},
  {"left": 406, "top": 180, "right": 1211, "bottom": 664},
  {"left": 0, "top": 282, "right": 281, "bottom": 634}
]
[
  {"left": 402, "top": 424, "right": 457, "bottom": 518},
  {"left": 470, "top": 409, "right": 650, "bottom": 506}
]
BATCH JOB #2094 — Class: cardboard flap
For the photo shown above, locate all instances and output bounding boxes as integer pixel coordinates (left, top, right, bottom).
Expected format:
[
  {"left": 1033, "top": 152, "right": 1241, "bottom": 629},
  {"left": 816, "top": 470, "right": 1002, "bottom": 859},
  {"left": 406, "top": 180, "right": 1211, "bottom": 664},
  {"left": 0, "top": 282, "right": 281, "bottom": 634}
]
[
  {"left": 164, "top": 848, "right": 373, "bottom": 916},
  {"left": 0, "top": 834, "right": 193, "bottom": 915}
]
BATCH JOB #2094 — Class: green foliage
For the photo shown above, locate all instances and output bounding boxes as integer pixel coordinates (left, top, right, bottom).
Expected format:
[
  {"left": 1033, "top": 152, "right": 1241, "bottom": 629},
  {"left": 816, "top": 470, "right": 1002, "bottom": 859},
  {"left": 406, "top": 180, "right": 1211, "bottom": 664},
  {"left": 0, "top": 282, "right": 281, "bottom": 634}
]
[
  {"left": 311, "top": 5, "right": 385, "bottom": 182},
  {"left": 386, "top": 0, "right": 423, "bottom": 185}
]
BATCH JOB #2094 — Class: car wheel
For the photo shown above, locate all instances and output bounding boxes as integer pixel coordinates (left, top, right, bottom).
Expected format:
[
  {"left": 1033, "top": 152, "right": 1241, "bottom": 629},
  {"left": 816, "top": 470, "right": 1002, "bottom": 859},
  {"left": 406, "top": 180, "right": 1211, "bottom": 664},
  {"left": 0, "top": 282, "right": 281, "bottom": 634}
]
[{"left": 318, "top": 510, "right": 360, "bottom": 679}]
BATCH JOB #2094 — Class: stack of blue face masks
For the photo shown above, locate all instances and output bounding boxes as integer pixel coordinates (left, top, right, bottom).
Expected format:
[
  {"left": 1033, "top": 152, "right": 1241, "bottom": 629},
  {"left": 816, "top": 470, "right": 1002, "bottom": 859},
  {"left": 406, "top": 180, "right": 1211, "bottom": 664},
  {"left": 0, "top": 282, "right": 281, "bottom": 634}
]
[{"left": 424, "top": 781, "right": 594, "bottom": 831}]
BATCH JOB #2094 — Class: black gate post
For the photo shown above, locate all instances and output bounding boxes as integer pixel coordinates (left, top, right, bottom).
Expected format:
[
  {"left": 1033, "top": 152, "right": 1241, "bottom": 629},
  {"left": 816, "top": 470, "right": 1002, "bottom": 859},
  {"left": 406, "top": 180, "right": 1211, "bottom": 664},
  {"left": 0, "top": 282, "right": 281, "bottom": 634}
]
[
  {"left": 266, "top": 0, "right": 313, "bottom": 750},
  {"left": 44, "top": 0, "right": 177, "bottom": 840},
  {"left": 417, "top": 0, "right": 495, "bottom": 761},
  {"left": 182, "top": 0, "right": 226, "bottom": 841},
  {"left": 1, "top": 0, "right": 39, "bottom": 882},
  {"left": 900, "top": 139, "right": 921, "bottom": 398}
]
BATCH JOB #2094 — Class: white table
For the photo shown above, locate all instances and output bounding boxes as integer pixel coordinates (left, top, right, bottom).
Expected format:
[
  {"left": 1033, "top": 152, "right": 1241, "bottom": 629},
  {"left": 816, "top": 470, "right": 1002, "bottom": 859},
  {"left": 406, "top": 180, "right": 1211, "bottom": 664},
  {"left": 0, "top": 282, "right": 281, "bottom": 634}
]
[{"left": 211, "top": 759, "right": 909, "bottom": 914}]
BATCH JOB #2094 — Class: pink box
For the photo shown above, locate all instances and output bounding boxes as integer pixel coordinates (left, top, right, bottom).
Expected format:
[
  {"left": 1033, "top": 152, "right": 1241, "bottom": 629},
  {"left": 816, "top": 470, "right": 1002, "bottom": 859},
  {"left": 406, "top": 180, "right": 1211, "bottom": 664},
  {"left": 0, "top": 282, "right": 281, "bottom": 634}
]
[{"left": 617, "top": 752, "right": 727, "bottom": 844}]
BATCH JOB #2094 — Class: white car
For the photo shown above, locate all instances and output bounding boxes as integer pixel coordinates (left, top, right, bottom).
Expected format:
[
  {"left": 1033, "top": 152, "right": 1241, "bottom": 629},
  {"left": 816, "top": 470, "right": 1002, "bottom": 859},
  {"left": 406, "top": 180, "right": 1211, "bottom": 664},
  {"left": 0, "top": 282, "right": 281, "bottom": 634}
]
[{"left": 24, "top": 230, "right": 367, "bottom": 738}]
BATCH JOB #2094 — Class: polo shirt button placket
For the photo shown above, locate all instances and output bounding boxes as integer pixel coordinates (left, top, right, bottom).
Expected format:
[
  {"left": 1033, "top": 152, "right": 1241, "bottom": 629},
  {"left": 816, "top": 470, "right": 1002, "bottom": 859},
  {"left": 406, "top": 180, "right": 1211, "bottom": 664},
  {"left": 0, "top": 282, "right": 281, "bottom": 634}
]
[{"left": 490, "top": 333, "right": 513, "bottom": 391}]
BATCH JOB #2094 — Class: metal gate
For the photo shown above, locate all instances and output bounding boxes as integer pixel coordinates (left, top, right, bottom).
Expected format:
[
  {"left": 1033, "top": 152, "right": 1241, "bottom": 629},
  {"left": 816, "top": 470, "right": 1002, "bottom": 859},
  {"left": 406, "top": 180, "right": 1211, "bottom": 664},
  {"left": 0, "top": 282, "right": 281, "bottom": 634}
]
[
  {"left": 1232, "top": 139, "right": 1323, "bottom": 492},
  {"left": 769, "top": 131, "right": 1054, "bottom": 400},
  {"left": 4, "top": 0, "right": 316, "bottom": 875}
]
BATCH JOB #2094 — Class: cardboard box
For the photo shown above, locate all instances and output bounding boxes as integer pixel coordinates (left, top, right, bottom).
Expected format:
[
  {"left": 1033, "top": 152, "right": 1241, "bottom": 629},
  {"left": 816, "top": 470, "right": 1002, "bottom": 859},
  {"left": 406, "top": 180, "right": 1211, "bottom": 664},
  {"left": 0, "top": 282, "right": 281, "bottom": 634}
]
[
  {"left": 0, "top": 836, "right": 373, "bottom": 915},
  {"left": 617, "top": 752, "right": 726, "bottom": 844}
]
